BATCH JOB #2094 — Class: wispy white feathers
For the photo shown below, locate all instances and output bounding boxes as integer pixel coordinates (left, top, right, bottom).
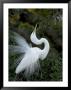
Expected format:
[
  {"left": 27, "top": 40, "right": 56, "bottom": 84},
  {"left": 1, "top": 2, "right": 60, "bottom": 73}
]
[
  {"left": 12, "top": 31, "right": 30, "bottom": 52},
  {"left": 9, "top": 25, "right": 50, "bottom": 78},
  {"left": 9, "top": 45, "right": 25, "bottom": 54},
  {"left": 15, "top": 47, "right": 41, "bottom": 78}
]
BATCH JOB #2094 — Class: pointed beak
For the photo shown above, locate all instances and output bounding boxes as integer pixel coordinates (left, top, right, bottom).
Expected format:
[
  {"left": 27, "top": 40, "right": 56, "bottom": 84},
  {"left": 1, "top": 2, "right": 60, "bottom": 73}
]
[{"left": 33, "top": 24, "right": 37, "bottom": 33}]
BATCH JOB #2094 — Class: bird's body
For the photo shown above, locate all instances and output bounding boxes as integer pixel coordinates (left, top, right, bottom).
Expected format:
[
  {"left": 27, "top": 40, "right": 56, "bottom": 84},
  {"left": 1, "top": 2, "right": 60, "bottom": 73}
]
[
  {"left": 9, "top": 25, "right": 50, "bottom": 78},
  {"left": 15, "top": 47, "right": 41, "bottom": 76}
]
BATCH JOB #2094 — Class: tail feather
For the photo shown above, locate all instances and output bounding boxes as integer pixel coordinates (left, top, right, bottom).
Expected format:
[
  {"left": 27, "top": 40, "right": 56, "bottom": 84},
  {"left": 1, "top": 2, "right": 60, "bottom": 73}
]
[{"left": 15, "top": 55, "right": 40, "bottom": 77}]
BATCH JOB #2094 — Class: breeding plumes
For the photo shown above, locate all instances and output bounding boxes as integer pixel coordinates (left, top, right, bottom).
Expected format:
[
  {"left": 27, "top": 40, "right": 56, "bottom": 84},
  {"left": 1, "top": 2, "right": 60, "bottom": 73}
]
[{"left": 9, "top": 25, "right": 50, "bottom": 78}]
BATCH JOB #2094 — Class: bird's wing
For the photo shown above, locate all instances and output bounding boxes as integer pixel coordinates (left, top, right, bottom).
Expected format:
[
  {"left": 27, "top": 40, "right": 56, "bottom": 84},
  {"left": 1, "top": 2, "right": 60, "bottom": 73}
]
[
  {"left": 10, "top": 31, "right": 31, "bottom": 52},
  {"left": 9, "top": 45, "right": 26, "bottom": 55}
]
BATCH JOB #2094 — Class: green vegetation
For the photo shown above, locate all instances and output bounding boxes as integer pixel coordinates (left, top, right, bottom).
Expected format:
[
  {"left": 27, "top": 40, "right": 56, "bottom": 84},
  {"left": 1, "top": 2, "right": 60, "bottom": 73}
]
[{"left": 9, "top": 9, "right": 62, "bottom": 81}]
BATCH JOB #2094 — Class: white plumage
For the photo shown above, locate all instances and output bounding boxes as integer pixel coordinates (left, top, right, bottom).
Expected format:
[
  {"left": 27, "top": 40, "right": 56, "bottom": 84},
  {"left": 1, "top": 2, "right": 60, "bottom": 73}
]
[{"left": 9, "top": 24, "right": 50, "bottom": 78}]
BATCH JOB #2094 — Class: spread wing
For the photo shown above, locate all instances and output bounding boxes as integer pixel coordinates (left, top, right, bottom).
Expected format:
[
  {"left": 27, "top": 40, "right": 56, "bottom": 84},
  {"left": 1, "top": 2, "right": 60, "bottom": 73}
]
[
  {"left": 9, "top": 45, "right": 26, "bottom": 55},
  {"left": 9, "top": 31, "right": 31, "bottom": 54}
]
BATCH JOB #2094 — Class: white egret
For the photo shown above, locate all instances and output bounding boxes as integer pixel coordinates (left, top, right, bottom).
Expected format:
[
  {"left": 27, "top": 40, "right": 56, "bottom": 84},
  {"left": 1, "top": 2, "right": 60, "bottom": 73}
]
[{"left": 9, "top": 24, "right": 50, "bottom": 78}]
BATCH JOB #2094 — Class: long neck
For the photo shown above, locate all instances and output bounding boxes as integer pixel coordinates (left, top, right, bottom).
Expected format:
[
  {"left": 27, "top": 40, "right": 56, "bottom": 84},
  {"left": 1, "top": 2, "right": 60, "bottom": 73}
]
[
  {"left": 39, "top": 38, "right": 50, "bottom": 60},
  {"left": 30, "top": 29, "right": 49, "bottom": 59}
]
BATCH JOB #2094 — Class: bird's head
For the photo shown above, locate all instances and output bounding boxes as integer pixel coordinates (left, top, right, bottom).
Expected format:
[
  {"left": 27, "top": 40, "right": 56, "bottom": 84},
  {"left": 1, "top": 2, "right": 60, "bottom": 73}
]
[
  {"left": 32, "top": 24, "right": 37, "bottom": 34},
  {"left": 30, "top": 24, "right": 40, "bottom": 45}
]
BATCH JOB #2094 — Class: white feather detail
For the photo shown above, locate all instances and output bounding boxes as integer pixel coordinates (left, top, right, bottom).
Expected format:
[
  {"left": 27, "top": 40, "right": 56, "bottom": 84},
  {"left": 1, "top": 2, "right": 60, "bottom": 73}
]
[
  {"left": 13, "top": 31, "right": 30, "bottom": 52},
  {"left": 9, "top": 45, "right": 26, "bottom": 54},
  {"left": 15, "top": 47, "right": 41, "bottom": 77},
  {"left": 9, "top": 25, "right": 50, "bottom": 78}
]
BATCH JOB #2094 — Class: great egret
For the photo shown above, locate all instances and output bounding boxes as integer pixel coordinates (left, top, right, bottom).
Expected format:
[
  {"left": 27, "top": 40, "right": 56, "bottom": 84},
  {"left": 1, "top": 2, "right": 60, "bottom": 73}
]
[{"left": 9, "top": 25, "right": 50, "bottom": 78}]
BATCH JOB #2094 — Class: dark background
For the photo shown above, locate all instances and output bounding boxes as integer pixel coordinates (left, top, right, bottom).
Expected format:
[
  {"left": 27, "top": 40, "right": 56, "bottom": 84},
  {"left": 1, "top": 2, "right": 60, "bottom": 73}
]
[{"left": 0, "top": 0, "right": 69, "bottom": 89}]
